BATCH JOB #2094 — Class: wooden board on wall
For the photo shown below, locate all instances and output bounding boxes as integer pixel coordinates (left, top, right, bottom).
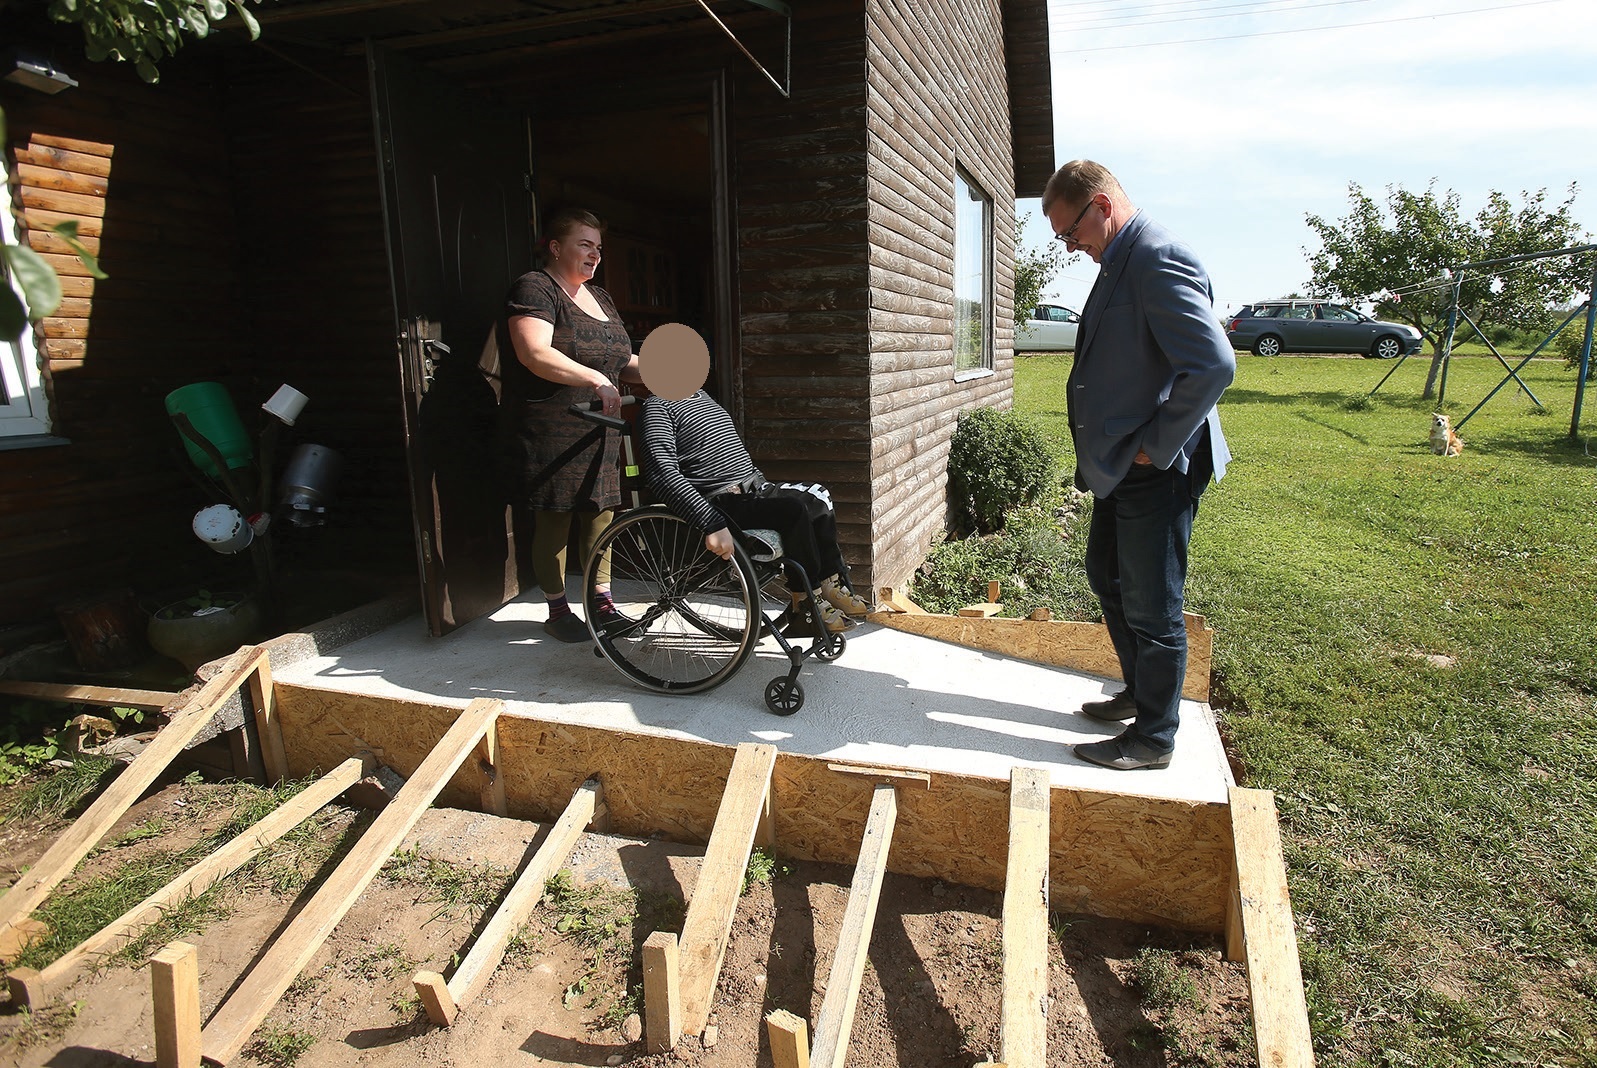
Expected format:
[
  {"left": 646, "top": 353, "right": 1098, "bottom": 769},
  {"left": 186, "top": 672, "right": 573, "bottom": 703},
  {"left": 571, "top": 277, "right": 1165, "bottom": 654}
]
[
  {"left": 868, "top": 611, "right": 1215, "bottom": 703},
  {"left": 272, "top": 684, "right": 1231, "bottom": 931}
]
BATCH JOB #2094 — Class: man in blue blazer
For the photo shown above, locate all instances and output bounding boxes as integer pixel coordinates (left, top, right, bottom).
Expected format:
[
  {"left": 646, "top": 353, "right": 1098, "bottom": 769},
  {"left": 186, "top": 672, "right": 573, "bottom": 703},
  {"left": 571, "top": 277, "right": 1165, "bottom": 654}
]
[{"left": 1042, "top": 160, "right": 1235, "bottom": 770}]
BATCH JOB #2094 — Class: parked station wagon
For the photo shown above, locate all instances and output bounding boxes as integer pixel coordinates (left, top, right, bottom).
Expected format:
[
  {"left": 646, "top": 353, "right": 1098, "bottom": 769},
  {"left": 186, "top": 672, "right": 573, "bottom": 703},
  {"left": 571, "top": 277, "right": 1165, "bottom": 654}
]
[
  {"left": 1226, "top": 300, "right": 1424, "bottom": 358},
  {"left": 1016, "top": 303, "right": 1080, "bottom": 352}
]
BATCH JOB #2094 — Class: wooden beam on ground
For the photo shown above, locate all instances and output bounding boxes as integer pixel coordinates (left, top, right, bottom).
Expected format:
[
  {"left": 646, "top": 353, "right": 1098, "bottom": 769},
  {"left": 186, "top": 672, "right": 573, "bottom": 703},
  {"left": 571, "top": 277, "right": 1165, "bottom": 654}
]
[
  {"left": 246, "top": 656, "right": 288, "bottom": 784},
  {"left": 678, "top": 742, "right": 778, "bottom": 1035},
  {"left": 474, "top": 721, "right": 508, "bottom": 817},
  {"left": 866, "top": 611, "right": 1214, "bottom": 703},
  {"left": 809, "top": 783, "right": 898, "bottom": 1068},
  {"left": 1229, "top": 787, "right": 1316, "bottom": 1068},
  {"left": 0, "top": 647, "right": 266, "bottom": 962},
  {"left": 1000, "top": 767, "right": 1051, "bottom": 1068},
  {"left": 418, "top": 779, "right": 602, "bottom": 1024},
  {"left": 199, "top": 698, "right": 503, "bottom": 1066},
  {"left": 8, "top": 757, "right": 369, "bottom": 1009},
  {"left": 876, "top": 586, "right": 925, "bottom": 614},
  {"left": 412, "top": 971, "right": 456, "bottom": 1027},
  {"left": 765, "top": 1008, "right": 811, "bottom": 1068},
  {"left": 642, "top": 931, "right": 682, "bottom": 1053},
  {"left": 151, "top": 941, "right": 201, "bottom": 1068},
  {"left": 0, "top": 681, "right": 180, "bottom": 711},
  {"left": 824, "top": 763, "right": 930, "bottom": 788}
]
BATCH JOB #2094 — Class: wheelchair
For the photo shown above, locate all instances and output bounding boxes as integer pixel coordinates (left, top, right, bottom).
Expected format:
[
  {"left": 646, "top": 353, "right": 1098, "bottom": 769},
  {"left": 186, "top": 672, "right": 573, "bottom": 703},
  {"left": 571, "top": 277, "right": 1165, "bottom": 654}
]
[{"left": 570, "top": 401, "right": 846, "bottom": 716}]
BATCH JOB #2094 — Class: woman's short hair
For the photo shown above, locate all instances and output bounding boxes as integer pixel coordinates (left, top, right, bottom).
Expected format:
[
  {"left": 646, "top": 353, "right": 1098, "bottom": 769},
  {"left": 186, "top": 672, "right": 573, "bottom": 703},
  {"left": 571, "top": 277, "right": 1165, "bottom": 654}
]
[{"left": 538, "top": 207, "right": 604, "bottom": 261}]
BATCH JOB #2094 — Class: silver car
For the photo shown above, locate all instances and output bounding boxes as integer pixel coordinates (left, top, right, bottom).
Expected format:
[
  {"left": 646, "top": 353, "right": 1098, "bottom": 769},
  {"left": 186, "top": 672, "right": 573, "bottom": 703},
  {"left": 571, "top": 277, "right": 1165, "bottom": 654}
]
[
  {"left": 1226, "top": 300, "right": 1424, "bottom": 358},
  {"left": 1016, "top": 303, "right": 1079, "bottom": 352}
]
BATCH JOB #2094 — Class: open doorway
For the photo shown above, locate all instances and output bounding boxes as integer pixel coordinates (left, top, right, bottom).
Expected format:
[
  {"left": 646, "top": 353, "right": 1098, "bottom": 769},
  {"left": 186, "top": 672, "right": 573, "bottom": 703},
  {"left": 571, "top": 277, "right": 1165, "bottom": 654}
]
[{"left": 530, "top": 74, "right": 735, "bottom": 405}]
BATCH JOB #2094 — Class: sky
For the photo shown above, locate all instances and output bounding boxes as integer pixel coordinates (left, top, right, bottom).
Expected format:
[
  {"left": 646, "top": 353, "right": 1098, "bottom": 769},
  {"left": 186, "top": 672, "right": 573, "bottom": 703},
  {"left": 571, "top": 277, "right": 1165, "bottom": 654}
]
[{"left": 1022, "top": 0, "right": 1597, "bottom": 320}]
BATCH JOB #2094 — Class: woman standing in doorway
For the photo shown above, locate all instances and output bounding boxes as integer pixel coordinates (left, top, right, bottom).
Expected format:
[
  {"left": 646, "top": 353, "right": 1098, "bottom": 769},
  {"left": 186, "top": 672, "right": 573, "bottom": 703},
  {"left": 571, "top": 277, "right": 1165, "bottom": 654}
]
[{"left": 500, "top": 208, "right": 640, "bottom": 641}]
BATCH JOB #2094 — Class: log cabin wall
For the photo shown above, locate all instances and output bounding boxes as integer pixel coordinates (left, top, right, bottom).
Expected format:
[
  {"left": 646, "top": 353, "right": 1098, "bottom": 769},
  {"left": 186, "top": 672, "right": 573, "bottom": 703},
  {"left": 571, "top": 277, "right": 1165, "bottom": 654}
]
[
  {"left": 0, "top": 46, "right": 416, "bottom": 633},
  {"left": 728, "top": 0, "right": 877, "bottom": 589},
  {"left": 1, "top": 61, "right": 254, "bottom": 629},
  {"left": 217, "top": 54, "right": 415, "bottom": 582},
  {"left": 864, "top": 0, "right": 1020, "bottom": 591}
]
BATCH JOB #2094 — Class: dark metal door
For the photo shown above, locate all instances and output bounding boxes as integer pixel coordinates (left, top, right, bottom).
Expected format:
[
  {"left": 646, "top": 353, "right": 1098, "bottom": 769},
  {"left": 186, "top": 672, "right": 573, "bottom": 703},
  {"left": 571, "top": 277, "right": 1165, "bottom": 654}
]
[{"left": 370, "top": 44, "right": 533, "bottom": 635}]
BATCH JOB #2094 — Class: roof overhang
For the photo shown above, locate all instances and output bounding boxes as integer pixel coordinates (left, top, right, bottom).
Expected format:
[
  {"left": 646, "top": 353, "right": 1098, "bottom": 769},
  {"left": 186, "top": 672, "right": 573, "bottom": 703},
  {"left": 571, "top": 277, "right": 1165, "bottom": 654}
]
[{"left": 1003, "top": 0, "right": 1054, "bottom": 198}]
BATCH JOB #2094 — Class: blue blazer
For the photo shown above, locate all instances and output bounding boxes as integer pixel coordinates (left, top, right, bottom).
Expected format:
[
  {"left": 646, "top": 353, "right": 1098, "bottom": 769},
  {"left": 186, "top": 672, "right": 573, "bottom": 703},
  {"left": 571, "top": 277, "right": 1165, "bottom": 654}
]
[{"left": 1071, "top": 212, "right": 1235, "bottom": 498}]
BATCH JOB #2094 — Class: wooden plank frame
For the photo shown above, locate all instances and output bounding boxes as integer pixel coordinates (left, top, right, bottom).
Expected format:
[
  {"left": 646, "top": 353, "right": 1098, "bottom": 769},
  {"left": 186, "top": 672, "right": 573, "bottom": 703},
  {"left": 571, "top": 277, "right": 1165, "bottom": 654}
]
[
  {"left": 867, "top": 609, "right": 1214, "bottom": 702},
  {"left": 0, "top": 647, "right": 272, "bottom": 962},
  {"left": 643, "top": 931, "right": 682, "bottom": 1053},
  {"left": 765, "top": 1008, "right": 811, "bottom": 1068},
  {"left": 271, "top": 686, "right": 1232, "bottom": 930},
  {"left": 808, "top": 782, "right": 897, "bottom": 1068},
  {"left": 675, "top": 742, "right": 778, "bottom": 1036},
  {"left": 198, "top": 698, "right": 503, "bottom": 1066},
  {"left": 413, "top": 778, "right": 602, "bottom": 1025},
  {"left": 7, "top": 756, "right": 370, "bottom": 1009},
  {"left": 1227, "top": 787, "right": 1316, "bottom": 1068},
  {"left": 151, "top": 941, "right": 201, "bottom": 1068},
  {"left": 257, "top": 685, "right": 1317, "bottom": 1063},
  {"left": 1000, "top": 767, "right": 1050, "bottom": 1068}
]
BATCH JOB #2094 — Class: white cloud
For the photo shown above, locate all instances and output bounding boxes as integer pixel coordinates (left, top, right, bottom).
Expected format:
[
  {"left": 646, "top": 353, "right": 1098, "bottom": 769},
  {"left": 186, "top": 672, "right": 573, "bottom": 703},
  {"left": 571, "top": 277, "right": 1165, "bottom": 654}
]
[{"left": 1035, "top": 0, "right": 1597, "bottom": 312}]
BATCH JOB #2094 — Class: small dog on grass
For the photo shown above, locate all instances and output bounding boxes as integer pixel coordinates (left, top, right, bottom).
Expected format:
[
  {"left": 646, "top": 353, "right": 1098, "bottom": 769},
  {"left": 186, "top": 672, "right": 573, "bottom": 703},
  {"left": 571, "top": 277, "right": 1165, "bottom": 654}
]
[{"left": 1429, "top": 412, "right": 1464, "bottom": 456}]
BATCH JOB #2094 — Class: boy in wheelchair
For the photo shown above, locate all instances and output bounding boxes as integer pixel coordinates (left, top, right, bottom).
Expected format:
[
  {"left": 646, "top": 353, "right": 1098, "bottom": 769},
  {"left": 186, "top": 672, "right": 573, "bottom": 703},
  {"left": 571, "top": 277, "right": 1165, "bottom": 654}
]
[{"left": 640, "top": 389, "right": 872, "bottom": 635}]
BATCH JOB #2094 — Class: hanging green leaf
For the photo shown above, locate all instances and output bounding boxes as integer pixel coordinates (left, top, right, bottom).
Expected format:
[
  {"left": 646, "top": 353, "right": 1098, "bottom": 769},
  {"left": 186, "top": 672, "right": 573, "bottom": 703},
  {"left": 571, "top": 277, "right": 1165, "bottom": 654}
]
[
  {"left": 52, "top": 223, "right": 108, "bottom": 280},
  {"left": 0, "top": 287, "right": 26, "bottom": 341},
  {"left": 231, "top": 1, "right": 261, "bottom": 41},
  {"left": 1, "top": 244, "right": 63, "bottom": 321}
]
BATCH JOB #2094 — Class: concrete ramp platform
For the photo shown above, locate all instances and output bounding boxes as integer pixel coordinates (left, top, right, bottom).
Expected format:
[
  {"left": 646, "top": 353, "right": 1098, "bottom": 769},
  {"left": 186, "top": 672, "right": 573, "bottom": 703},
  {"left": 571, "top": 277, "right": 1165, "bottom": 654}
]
[{"left": 272, "top": 592, "right": 1233, "bottom": 805}]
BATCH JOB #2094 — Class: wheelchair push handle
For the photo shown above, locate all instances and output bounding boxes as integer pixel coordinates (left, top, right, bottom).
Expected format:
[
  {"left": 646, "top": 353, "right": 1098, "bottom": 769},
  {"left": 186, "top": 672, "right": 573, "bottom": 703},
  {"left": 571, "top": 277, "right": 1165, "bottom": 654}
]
[{"left": 568, "top": 394, "right": 637, "bottom": 431}]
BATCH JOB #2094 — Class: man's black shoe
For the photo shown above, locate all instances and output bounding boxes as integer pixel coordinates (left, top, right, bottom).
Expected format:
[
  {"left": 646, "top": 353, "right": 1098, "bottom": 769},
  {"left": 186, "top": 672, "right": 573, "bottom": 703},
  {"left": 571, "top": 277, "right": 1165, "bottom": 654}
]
[
  {"left": 1079, "top": 690, "right": 1137, "bottom": 722},
  {"left": 1073, "top": 731, "right": 1173, "bottom": 771},
  {"left": 543, "top": 613, "right": 590, "bottom": 644}
]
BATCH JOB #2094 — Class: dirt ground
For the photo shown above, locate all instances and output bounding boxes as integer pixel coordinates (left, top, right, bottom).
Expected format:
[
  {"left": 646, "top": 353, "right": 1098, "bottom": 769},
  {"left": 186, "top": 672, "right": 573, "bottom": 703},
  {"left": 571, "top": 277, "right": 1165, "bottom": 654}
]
[{"left": 0, "top": 773, "right": 1253, "bottom": 1068}]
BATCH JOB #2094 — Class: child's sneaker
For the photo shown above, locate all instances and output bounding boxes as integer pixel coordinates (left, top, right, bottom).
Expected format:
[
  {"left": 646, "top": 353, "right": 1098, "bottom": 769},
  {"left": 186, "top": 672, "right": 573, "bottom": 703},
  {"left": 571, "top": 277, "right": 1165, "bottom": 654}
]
[{"left": 820, "top": 576, "right": 871, "bottom": 618}]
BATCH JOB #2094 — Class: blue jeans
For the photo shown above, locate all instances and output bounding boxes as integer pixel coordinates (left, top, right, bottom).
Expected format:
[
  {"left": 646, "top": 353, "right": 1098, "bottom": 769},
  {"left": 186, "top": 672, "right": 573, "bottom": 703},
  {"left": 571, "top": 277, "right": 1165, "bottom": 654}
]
[{"left": 1084, "top": 463, "right": 1196, "bottom": 751}]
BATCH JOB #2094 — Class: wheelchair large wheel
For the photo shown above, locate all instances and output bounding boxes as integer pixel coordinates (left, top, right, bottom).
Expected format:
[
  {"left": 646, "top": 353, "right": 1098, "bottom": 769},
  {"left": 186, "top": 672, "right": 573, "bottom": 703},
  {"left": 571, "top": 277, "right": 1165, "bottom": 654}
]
[{"left": 583, "top": 507, "right": 761, "bottom": 694}]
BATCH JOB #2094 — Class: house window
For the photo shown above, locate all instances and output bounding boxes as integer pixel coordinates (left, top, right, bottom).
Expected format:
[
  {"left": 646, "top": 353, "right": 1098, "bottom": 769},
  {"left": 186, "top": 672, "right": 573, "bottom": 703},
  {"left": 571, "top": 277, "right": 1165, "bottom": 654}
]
[
  {"left": 1, "top": 206, "right": 51, "bottom": 439},
  {"left": 952, "top": 167, "right": 992, "bottom": 376}
]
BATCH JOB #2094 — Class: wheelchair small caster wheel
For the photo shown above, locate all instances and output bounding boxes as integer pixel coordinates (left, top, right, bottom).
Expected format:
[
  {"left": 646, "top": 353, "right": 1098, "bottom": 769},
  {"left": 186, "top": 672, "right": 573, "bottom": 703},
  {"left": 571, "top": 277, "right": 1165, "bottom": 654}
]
[
  {"left": 815, "top": 632, "right": 846, "bottom": 662},
  {"left": 593, "top": 645, "right": 604, "bottom": 658},
  {"left": 764, "top": 677, "right": 804, "bottom": 716}
]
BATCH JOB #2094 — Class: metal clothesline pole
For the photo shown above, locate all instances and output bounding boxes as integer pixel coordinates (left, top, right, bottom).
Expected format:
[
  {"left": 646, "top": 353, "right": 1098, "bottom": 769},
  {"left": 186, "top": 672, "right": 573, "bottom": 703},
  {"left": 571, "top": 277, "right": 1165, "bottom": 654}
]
[
  {"left": 1434, "top": 271, "right": 1465, "bottom": 410},
  {"left": 1572, "top": 260, "right": 1597, "bottom": 439},
  {"left": 1457, "top": 301, "right": 1587, "bottom": 430}
]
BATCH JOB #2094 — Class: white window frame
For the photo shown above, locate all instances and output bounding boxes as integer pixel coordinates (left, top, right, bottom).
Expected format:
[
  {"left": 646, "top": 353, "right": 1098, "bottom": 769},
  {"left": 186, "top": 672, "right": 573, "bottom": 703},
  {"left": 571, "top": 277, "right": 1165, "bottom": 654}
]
[
  {"left": 1, "top": 197, "right": 52, "bottom": 439},
  {"left": 952, "top": 166, "right": 994, "bottom": 380}
]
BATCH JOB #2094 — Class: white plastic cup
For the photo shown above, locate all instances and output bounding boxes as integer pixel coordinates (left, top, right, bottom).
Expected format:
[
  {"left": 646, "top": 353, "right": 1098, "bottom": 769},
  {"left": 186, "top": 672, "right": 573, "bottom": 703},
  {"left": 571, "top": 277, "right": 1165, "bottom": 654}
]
[
  {"left": 192, "top": 504, "right": 254, "bottom": 554},
  {"left": 261, "top": 383, "right": 309, "bottom": 426}
]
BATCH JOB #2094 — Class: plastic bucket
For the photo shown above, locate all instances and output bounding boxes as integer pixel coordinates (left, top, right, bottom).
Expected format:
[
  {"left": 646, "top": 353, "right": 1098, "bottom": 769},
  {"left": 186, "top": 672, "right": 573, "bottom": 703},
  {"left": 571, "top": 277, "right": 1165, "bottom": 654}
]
[{"left": 165, "top": 382, "right": 253, "bottom": 477}]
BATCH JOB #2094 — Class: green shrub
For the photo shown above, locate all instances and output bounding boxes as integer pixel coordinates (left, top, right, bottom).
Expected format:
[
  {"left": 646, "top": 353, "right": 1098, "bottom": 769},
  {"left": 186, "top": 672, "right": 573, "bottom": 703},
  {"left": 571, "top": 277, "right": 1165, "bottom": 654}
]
[
  {"left": 909, "top": 493, "right": 1097, "bottom": 621},
  {"left": 947, "top": 407, "right": 1059, "bottom": 534}
]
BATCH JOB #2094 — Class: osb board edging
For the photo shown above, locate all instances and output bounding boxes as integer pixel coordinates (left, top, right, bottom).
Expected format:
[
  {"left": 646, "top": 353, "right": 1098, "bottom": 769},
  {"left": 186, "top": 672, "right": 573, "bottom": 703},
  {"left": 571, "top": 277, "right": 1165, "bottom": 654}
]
[
  {"left": 272, "top": 684, "right": 1230, "bottom": 931},
  {"left": 867, "top": 610, "right": 1213, "bottom": 703}
]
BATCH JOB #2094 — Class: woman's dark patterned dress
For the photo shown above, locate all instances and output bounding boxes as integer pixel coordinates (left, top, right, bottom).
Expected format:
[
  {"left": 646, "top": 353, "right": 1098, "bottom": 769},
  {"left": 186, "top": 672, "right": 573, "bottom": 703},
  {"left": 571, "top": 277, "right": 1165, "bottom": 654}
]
[{"left": 499, "top": 270, "right": 633, "bottom": 512}]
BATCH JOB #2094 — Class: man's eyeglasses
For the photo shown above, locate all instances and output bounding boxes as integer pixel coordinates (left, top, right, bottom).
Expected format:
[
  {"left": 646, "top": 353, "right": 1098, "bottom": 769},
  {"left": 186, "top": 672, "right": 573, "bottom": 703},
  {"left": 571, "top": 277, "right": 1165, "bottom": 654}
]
[{"left": 1053, "top": 198, "right": 1097, "bottom": 244}]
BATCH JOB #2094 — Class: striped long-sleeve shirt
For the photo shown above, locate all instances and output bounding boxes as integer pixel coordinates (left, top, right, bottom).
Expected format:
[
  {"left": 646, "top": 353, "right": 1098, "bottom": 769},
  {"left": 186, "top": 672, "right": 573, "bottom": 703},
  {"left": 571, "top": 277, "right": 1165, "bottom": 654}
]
[{"left": 640, "top": 391, "right": 760, "bottom": 533}]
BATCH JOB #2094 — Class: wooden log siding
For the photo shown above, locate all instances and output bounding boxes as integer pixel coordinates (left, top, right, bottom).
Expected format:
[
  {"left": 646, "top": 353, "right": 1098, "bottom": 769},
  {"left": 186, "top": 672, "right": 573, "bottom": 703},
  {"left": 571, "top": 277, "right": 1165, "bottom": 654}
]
[
  {"left": 0, "top": 65, "right": 258, "bottom": 628},
  {"left": 220, "top": 55, "right": 414, "bottom": 578},
  {"left": 864, "top": 0, "right": 1020, "bottom": 591},
  {"left": 0, "top": 46, "right": 415, "bottom": 627},
  {"left": 731, "top": 0, "right": 878, "bottom": 587}
]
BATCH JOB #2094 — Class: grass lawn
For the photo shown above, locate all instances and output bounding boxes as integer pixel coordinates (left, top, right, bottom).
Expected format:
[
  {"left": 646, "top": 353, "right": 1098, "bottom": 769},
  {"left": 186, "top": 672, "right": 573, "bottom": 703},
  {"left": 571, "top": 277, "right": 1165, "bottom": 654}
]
[{"left": 1015, "top": 352, "right": 1597, "bottom": 1067}]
